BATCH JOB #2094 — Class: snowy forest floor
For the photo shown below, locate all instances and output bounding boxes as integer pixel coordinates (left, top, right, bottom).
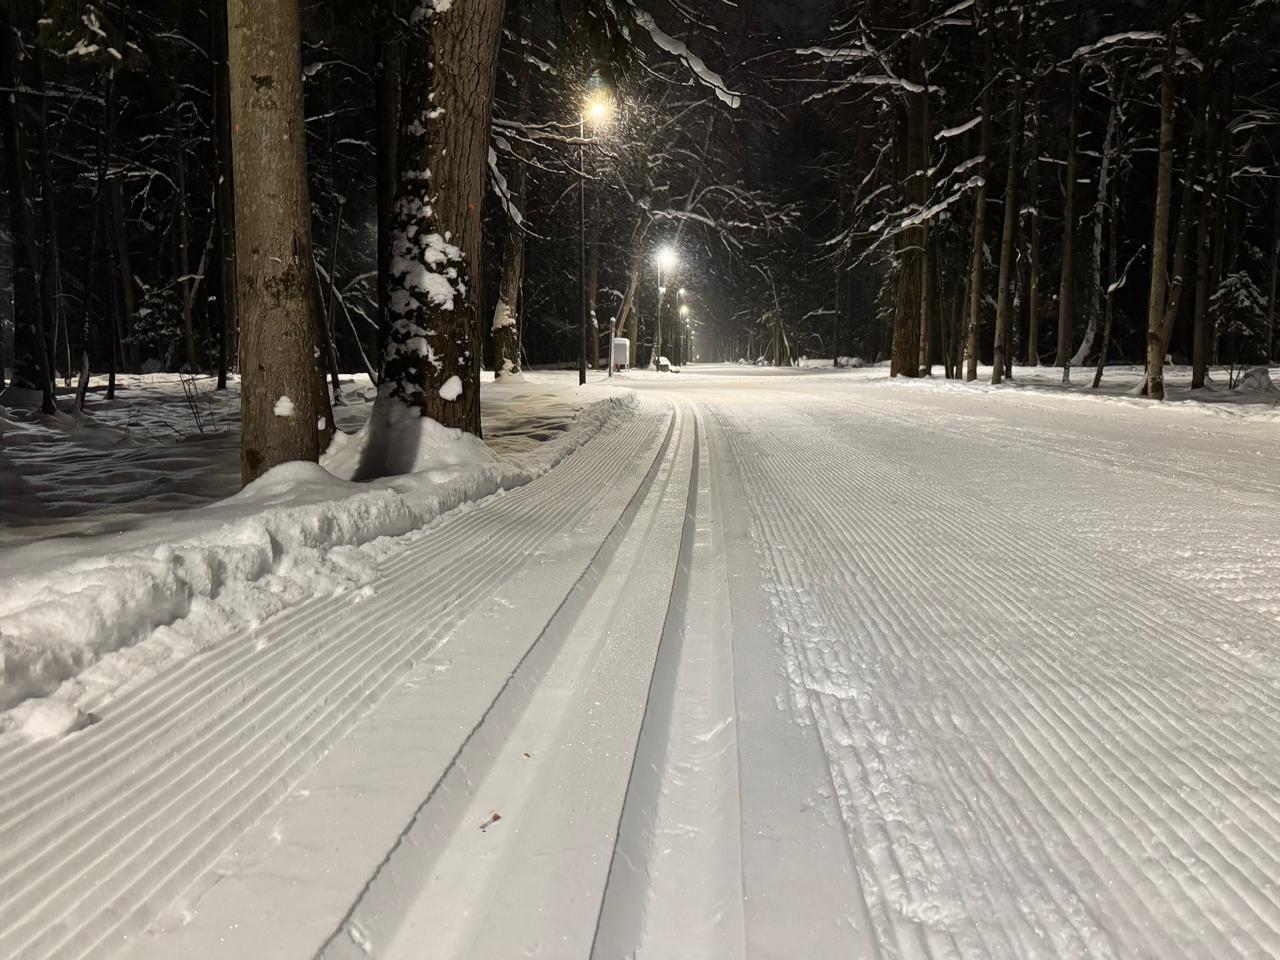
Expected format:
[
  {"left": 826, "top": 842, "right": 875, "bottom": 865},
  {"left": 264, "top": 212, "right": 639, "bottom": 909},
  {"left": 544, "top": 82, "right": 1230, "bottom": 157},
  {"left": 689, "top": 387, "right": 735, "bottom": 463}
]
[{"left": 1, "top": 363, "right": 1279, "bottom": 959}]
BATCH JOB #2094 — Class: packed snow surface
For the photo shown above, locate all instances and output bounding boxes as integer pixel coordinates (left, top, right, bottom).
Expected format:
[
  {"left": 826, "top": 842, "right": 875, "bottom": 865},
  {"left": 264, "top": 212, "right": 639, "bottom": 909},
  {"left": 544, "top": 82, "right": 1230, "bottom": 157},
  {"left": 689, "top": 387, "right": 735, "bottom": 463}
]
[{"left": 1, "top": 364, "right": 1278, "bottom": 960}]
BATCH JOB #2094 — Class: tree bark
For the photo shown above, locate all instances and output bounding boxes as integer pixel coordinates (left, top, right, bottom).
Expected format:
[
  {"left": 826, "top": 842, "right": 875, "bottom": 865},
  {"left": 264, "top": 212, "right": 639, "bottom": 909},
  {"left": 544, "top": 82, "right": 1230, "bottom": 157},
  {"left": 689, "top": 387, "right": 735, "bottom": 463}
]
[
  {"left": 175, "top": 104, "right": 199, "bottom": 372},
  {"left": 381, "top": 0, "right": 505, "bottom": 435},
  {"left": 0, "top": 0, "right": 54, "bottom": 411},
  {"left": 1025, "top": 78, "right": 1041, "bottom": 365},
  {"left": 1054, "top": 59, "right": 1082, "bottom": 376},
  {"left": 1145, "top": 40, "right": 1177, "bottom": 402},
  {"left": 1073, "top": 67, "right": 1124, "bottom": 368},
  {"left": 963, "top": 0, "right": 994, "bottom": 381},
  {"left": 1092, "top": 164, "right": 1121, "bottom": 388},
  {"left": 228, "top": 0, "right": 331, "bottom": 482},
  {"left": 212, "top": 0, "right": 238, "bottom": 389},
  {"left": 991, "top": 9, "right": 1026, "bottom": 385},
  {"left": 375, "top": 2, "right": 403, "bottom": 378},
  {"left": 492, "top": 160, "right": 526, "bottom": 379},
  {"left": 1267, "top": 178, "right": 1280, "bottom": 365},
  {"left": 890, "top": 0, "right": 926, "bottom": 378}
]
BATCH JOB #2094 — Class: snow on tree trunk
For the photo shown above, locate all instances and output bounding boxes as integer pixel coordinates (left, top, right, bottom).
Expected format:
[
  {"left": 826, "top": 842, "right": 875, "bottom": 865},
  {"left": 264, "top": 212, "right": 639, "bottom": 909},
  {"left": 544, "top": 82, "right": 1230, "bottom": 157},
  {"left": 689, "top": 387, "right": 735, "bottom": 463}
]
[
  {"left": 1071, "top": 68, "right": 1123, "bottom": 368},
  {"left": 227, "top": 0, "right": 330, "bottom": 482},
  {"left": 492, "top": 159, "right": 526, "bottom": 381},
  {"left": 1144, "top": 41, "right": 1177, "bottom": 402},
  {"left": 380, "top": 0, "right": 503, "bottom": 436}
]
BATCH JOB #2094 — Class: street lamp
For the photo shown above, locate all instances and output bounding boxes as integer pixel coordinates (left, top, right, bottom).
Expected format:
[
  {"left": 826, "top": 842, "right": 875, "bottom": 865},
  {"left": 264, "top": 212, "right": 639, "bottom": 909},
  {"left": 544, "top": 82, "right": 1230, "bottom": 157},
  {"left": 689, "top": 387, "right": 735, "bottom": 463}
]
[
  {"left": 654, "top": 246, "right": 677, "bottom": 369},
  {"left": 580, "top": 85, "right": 613, "bottom": 385}
]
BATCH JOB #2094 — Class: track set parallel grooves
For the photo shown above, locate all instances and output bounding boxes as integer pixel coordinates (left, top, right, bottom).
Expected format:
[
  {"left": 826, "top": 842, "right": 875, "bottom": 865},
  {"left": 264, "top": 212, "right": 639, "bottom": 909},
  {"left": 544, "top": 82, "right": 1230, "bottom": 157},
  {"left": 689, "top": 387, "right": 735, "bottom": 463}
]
[
  {"left": 0, "top": 398, "right": 672, "bottom": 960},
  {"left": 4, "top": 370, "right": 1277, "bottom": 960},
  {"left": 713, "top": 384, "right": 1280, "bottom": 960}
]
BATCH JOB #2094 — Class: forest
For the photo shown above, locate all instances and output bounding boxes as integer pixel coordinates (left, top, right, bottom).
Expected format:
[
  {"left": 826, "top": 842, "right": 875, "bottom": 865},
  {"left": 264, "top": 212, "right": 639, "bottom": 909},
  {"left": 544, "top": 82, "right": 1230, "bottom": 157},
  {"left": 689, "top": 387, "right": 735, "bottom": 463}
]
[{"left": 0, "top": 0, "right": 1277, "bottom": 479}]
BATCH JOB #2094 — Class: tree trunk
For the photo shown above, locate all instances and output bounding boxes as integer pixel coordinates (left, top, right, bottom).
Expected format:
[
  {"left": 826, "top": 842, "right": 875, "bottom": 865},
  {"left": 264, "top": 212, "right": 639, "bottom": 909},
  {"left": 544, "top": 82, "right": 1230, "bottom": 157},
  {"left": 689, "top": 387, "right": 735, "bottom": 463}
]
[
  {"left": 1192, "top": 86, "right": 1224, "bottom": 388},
  {"left": 1054, "top": 61, "right": 1082, "bottom": 376},
  {"left": 375, "top": 2, "right": 402, "bottom": 378},
  {"left": 1073, "top": 68, "right": 1124, "bottom": 368},
  {"left": 228, "top": 0, "right": 331, "bottom": 482},
  {"left": 1145, "top": 40, "right": 1177, "bottom": 402},
  {"left": 991, "top": 9, "right": 1026, "bottom": 385},
  {"left": 1267, "top": 178, "right": 1280, "bottom": 365},
  {"left": 1025, "top": 78, "right": 1041, "bottom": 366},
  {"left": 36, "top": 49, "right": 67, "bottom": 385},
  {"left": 890, "top": 0, "right": 926, "bottom": 379},
  {"left": 212, "top": 0, "right": 238, "bottom": 389},
  {"left": 492, "top": 160, "right": 526, "bottom": 379},
  {"left": 381, "top": 0, "right": 504, "bottom": 435},
  {"left": 1092, "top": 165, "right": 1121, "bottom": 388},
  {"left": 0, "top": 1, "right": 54, "bottom": 411},
  {"left": 105, "top": 68, "right": 140, "bottom": 376},
  {"left": 175, "top": 105, "right": 199, "bottom": 372},
  {"left": 963, "top": 0, "right": 994, "bottom": 381},
  {"left": 916, "top": 90, "right": 932, "bottom": 376}
]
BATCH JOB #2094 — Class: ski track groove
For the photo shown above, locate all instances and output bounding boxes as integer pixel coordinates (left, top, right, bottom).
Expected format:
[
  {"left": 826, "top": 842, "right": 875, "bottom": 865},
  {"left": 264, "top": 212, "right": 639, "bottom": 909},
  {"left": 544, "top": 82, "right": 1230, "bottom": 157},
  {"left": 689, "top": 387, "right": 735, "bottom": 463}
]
[
  {"left": 0, "top": 400, "right": 670, "bottom": 960},
  {"left": 712, "top": 391, "right": 1280, "bottom": 960}
]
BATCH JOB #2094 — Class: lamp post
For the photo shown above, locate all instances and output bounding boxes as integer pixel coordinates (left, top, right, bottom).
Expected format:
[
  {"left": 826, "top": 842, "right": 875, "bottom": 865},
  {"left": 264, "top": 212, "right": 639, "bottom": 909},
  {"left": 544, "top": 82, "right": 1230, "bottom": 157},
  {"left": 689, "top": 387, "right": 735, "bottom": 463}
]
[
  {"left": 655, "top": 246, "right": 677, "bottom": 369},
  {"left": 678, "top": 302, "right": 689, "bottom": 368},
  {"left": 580, "top": 89, "right": 612, "bottom": 385}
]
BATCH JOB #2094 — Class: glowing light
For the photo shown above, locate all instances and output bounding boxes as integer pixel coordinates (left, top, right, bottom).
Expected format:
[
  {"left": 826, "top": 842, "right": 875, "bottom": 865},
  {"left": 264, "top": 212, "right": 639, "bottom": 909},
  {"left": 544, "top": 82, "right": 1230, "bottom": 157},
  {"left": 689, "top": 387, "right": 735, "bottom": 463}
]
[
  {"left": 656, "top": 246, "right": 678, "bottom": 271},
  {"left": 584, "top": 91, "right": 613, "bottom": 126}
]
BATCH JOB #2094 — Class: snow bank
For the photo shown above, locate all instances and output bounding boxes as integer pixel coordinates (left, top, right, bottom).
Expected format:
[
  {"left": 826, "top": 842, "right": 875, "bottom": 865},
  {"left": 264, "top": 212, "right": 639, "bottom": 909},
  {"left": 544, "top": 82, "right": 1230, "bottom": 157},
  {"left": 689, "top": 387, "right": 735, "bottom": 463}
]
[{"left": 0, "top": 388, "right": 635, "bottom": 741}]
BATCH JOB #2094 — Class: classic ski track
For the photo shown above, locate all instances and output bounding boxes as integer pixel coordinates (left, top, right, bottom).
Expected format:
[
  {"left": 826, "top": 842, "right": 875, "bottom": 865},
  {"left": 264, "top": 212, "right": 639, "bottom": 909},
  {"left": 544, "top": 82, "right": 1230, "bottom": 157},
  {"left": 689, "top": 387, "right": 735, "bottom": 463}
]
[
  {"left": 325, "top": 399, "right": 695, "bottom": 960},
  {"left": 712, "top": 392, "right": 1280, "bottom": 960},
  {"left": 0, "top": 399, "right": 671, "bottom": 960}
]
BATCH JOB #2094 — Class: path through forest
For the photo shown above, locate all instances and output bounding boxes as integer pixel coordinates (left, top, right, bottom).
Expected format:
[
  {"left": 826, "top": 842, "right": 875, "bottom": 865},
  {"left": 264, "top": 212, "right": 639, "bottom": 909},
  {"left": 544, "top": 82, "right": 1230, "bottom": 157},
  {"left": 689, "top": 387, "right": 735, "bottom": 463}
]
[{"left": 2, "top": 366, "right": 1279, "bottom": 960}]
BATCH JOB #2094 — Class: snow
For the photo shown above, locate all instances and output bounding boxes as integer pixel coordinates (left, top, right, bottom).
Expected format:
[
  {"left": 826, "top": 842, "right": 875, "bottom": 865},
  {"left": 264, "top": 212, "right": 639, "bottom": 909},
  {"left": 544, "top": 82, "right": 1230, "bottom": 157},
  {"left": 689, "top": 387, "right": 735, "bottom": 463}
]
[
  {"left": 633, "top": 10, "right": 742, "bottom": 109},
  {"left": 273, "top": 395, "right": 295, "bottom": 417},
  {"left": 0, "top": 374, "right": 632, "bottom": 741},
  {"left": 437, "top": 374, "right": 463, "bottom": 401},
  {"left": 4, "top": 364, "right": 1280, "bottom": 959}
]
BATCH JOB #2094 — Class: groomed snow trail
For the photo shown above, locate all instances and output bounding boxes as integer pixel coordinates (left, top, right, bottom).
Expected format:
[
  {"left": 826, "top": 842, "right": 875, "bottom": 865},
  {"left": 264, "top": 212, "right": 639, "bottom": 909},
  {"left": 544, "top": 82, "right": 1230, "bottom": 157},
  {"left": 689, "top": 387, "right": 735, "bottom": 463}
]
[
  {"left": 0, "top": 397, "right": 673, "bottom": 960},
  {"left": 3, "top": 366, "right": 1279, "bottom": 960},
  {"left": 697, "top": 372, "right": 1280, "bottom": 960}
]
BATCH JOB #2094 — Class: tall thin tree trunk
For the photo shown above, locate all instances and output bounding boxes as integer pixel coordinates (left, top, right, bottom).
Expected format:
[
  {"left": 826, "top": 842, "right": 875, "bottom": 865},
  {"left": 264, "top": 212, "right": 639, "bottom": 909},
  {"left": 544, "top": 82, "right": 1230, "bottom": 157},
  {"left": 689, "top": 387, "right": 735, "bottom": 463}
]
[
  {"left": 1267, "top": 178, "right": 1280, "bottom": 365},
  {"left": 1092, "top": 166, "right": 1121, "bottom": 388},
  {"left": 1145, "top": 40, "right": 1177, "bottom": 402},
  {"left": 228, "top": 0, "right": 331, "bottom": 482},
  {"left": 212, "top": 0, "right": 238, "bottom": 389},
  {"left": 916, "top": 77, "right": 931, "bottom": 376},
  {"left": 0, "top": 0, "right": 53, "bottom": 411},
  {"left": 1055, "top": 60, "right": 1082, "bottom": 378},
  {"left": 890, "top": 0, "right": 926, "bottom": 378},
  {"left": 1192, "top": 87, "right": 1223, "bottom": 388},
  {"left": 492, "top": 160, "right": 527, "bottom": 379},
  {"left": 375, "top": 2, "right": 402, "bottom": 378},
  {"left": 175, "top": 105, "right": 199, "bottom": 372},
  {"left": 991, "top": 9, "right": 1026, "bottom": 385},
  {"left": 964, "top": 0, "right": 994, "bottom": 381},
  {"left": 1073, "top": 67, "right": 1124, "bottom": 368},
  {"left": 1025, "top": 78, "right": 1041, "bottom": 366},
  {"left": 37, "top": 49, "right": 66, "bottom": 385}
]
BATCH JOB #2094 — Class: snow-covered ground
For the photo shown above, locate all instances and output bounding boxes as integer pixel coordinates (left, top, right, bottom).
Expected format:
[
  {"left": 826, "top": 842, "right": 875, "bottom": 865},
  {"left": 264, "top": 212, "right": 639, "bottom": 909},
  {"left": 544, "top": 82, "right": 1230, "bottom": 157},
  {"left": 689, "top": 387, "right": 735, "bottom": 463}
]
[{"left": 2, "top": 363, "right": 1279, "bottom": 959}]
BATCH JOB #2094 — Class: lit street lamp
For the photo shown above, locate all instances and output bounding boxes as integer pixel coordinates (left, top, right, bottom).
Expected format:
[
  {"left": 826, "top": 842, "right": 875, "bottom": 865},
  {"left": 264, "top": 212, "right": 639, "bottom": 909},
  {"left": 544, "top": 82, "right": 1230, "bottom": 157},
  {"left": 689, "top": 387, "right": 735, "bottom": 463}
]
[
  {"left": 654, "top": 246, "right": 677, "bottom": 369},
  {"left": 580, "top": 85, "right": 613, "bottom": 385},
  {"left": 678, "top": 301, "right": 690, "bottom": 367}
]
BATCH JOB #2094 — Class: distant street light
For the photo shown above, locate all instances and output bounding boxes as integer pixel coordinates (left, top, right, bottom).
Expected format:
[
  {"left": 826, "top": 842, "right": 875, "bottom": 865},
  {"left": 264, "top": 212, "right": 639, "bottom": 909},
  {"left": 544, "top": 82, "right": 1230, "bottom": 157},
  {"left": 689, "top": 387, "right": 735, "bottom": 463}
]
[
  {"left": 654, "top": 246, "right": 678, "bottom": 369},
  {"left": 580, "top": 84, "right": 613, "bottom": 385}
]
